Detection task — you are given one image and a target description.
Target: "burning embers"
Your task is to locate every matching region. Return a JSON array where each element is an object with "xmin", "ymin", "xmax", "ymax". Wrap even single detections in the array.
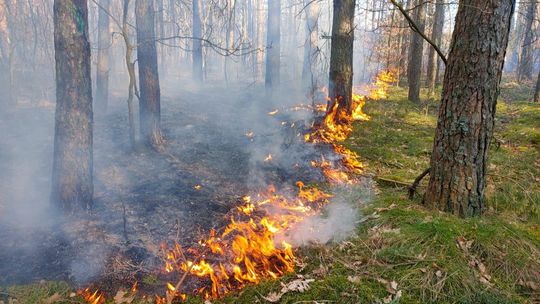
[{"xmin": 160, "ymin": 183, "xmax": 332, "ymax": 301}]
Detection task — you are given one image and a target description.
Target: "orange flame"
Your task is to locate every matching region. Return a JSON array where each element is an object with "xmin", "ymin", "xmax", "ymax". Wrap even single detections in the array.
[{"xmin": 78, "ymin": 288, "xmax": 105, "ymax": 304}]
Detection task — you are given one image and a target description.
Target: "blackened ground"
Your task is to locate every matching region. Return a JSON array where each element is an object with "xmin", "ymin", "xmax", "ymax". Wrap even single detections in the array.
[{"xmin": 0, "ymin": 82, "xmax": 326, "ymax": 290}]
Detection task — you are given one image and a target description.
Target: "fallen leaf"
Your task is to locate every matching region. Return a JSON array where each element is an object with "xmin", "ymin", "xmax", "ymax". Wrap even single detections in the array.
[
  {"xmin": 113, "ymin": 290, "xmax": 134, "ymax": 304},
  {"xmin": 42, "ymin": 293, "xmax": 62, "ymax": 304},
  {"xmin": 347, "ymin": 276, "xmax": 361, "ymax": 283}
]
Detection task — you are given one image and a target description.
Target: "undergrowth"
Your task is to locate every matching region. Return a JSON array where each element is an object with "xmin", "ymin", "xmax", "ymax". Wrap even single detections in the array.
[{"xmin": 3, "ymin": 84, "xmax": 539, "ymax": 303}]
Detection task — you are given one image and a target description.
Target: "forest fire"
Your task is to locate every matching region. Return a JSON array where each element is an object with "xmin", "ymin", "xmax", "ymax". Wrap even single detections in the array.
[
  {"xmin": 160, "ymin": 182, "xmax": 331, "ymax": 301},
  {"xmin": 153, "ymin": 71, "xmax": 394, "ymax": 302},
  {"xmin": 78, "ymin": 288, "xmax": 106, "ymax": 304}
]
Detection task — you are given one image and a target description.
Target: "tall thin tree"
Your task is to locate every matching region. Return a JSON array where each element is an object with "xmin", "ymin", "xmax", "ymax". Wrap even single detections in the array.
[
  {"xmin": 265, "ymin": 0, "xmax": 280, "ymax": 90},
  {"xmin": 517, "ymin": 1, "xmax": 536, "ymax": 83},
  {"xmin": 192, "ymin": 0, "xmax": 203, "ymax": 82},
  {"xmin": 407, "ymin": 0, "xmax": 426, "ymax": 103},
  {"xmin": 96, "ymin": 0, "xmax": 111, "ymax": 114},
  {"xmin": 136, "ymin": 0, "xmax": 163, "ymax": 147},
  {"xmin": 51, "ymin": 0, "xmax": 94, "ymax": 212},
  {"xmin": 425, "ymin": 0, "xmax": 444, "ymax": 95},
  {"xmin": 424, "ymin": 0, "xmax": 516, "ymax": 217}
]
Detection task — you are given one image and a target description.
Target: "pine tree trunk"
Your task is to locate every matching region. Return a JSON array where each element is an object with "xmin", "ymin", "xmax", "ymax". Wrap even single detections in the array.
[
  {"xmin": 51, "ymin": 0, "xmax": 94, "ymax": 212},
  {"xmin": 423, "ymin": 0, "xmax": 515, "ymax": 217},
  {"xmin": 398, "ymin": 0, "xmax": 412, "ymax": 86},
  {"xmin": 426, "ymin": 0, "xmax": 444, "ymax": 95},
  {"xmin": 327, "ymin": 0, "xmax": 355, "ymax": 120},
  {"xmin": 96, "ymin": 0, "xmax": 110, "ymax": 115},
  {"xmin": 301, "ymin": 0, "xmax": 320, "ymax": 92},
  {"xmin": 517, "ymin": 1, "xmax": 536, "ymax": 83},
  {"xmin": 192, "ymin": 0, "xmax": 203, "ymax": 82},
  {"xmin": 136, "ymin": 0, "xmax": 162, "ymax": 147},
  {"xmin": 265, "ymin": 0, "xmax": 280, "ymax": 90},
  {"xmin": 407, "ymin": 0, "xmax": 426, "ymax": 103}
]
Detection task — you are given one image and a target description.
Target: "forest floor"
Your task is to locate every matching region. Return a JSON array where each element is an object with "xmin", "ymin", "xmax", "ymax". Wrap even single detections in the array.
[{"xmin": 2, "ymin": 82, "xmax": 539, "ymax": 303}]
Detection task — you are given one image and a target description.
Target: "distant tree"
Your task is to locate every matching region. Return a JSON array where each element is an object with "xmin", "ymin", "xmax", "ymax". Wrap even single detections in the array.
[
  {"xmin": 51, "ymin": 0, "xmax": 94, "ymax": 212},
  {"xmin": 517, "ymin": 1, "xmax": 536, "ymax": 83},
  {"xmin": 255, "ymin": 0, "xmax": 264, "ymax": 81},
  {"xmin": 424, "ymin": 0, "xmax": 515, "ymax": 217},
  {"xmin": 95, "ymin": 0, "xmax": 111, "ymax": 115},
  {"xmin": 136, "ymin": 0, "xmax": 163, "ymax": 147},
  {"xmin": 407, "ymin": 0, "xmax": 426, "ymax": 103},
  {"xmin": 192, "ymin": 0, "xmax": 203, "ymax": 82},
  {"xmin": 302, "ymin": 0, "xmax": 321, "ymax": 95},
  {"xmin": 327, "ymin": 0, "xmax": 356, "ymax": 121},
  {"xmin": 265, "ymin": 0, "xmax": 280, "ymax": 90},
  {"xmin": 425, "ymin": 0, "xmax": 444, "ymax": 95}
]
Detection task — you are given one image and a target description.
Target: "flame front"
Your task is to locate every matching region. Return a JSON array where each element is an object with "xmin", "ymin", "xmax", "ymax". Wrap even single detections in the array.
[{"xmin": 159, "ymin": 70, "xmax": 395, "ymax": 302}]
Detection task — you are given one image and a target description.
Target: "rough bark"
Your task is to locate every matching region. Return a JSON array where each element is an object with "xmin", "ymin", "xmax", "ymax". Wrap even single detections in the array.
[
  {"xmin": 327, "ymin": 0, "xmax": 355, "ymax": 120},
  {"xmin": 517, "ymin": 1, "xmax": 536, "ymax": 83},
  {"xmin": 407, "ymin": 0, "xmax": 426, "ymax": 103},
  {"xmin": 265, "ymin": 0, "xmax": 280, "ymax": 90},
  {"xmin": 136, "ymin": 0, "xmax": 163, "ymax": 147},
  {"xmin": 423, "ymin": 0, "xmax": 515, "ymax": 217},
  {"xmin": 51, "ymin": 0, "xmax": 94, "ymax": 212},
  {"xmin": 301, "ymin": 0, "xmax": 320, "ymax": 92},
  {"xmin": 426, "ymin": 0, "xmax": 444, "ymax": 95},
  {"xmin": 192, "ymin": 0, "xmax": 203, "ymax": 82},
  {"xmin": 95, "ymin": 0, "xmax": 110, "ymax": 115}
]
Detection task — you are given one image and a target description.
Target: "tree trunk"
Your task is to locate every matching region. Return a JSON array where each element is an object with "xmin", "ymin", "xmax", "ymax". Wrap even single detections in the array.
[
  {"xmin": 136, "ymin": 0, "xmax": 163, "ymax": 147},
  {"xmin": 51, "ymin": 0, "xmax": 94, "ymax": 212},
  {"xmin": 265, "ymin": 0, "xmax": 280, "ymax": 90},
  {"xmin": 423, "ymin": 0, "xmax": 515, "ymax": 217},
  {"xmin": 192, "ymin": 0, "xmax": 203, "ymax": 82},
  {"xmin": 224, "ymin": 0, "xmax": 235, "ymax": 83},
  {"xmin": 255, "ymin": 0, "xmax": 264, "ymax": 81},
  {"xmin": 534, "ymin": 69, "xmax": 540, "ymax": 102},
  {"xmin": 301, "ymin": 0, "xmax": 320, "ymax": 94},
  {"xmin": 398, "ymin": 0, "xmax": 412, "ymax": 86},
  {"xmin": 407, "ymin": 0, "xmax": 426, "ymax": 103},
  {"xmin": 425, "ymin": 0, "xmax": 444, "ymax": 95},
  {"xmin": 517, "ymin": 1, "xmax": 536, "ymax": 83},
  {"xmin": 327, "ymin": 0, "xmax": 355, "ymax": 121},
  {"xmin": 95, "ymin": 0, "xmax": 110, "ymax": 115}
]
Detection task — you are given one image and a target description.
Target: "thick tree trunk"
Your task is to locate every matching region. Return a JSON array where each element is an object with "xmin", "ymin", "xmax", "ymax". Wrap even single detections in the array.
[
  {"xmin": 517, "ymin": 1, "xmax": 536, "ymax": 83},
  {"xmin": 425, "ymin": 0, "xmax": 444, "ymax": 95},
  {"xmin": 534, "ymin": 70, "xmax": 540, "ymax": 102},
  {"xmin": 265, "ymin": 0, "xmax": 280, "ymax": 90},
  {"xmin": 301, "ymin": 0, "xmax": 320, "ymax": 93},
  {"xmin": 327, "ymin": 0, "xmax": 355, "ymax": 121},
  {"xmin": 51, "ymin": 0, "xmax": 94, "ymax": 212},
  {"xmin": 424, "ymin": 0, "xmax": 515, "ymax": 217},
  {"xmin": 95, "ymin": 0, "xmax": 110, "ymax": 115},
  {"xmin": 136, "ymin": 0, "xmax": 163, "ymax": 147},
  {"xmin": 192, "ymin": 0, "xmax": 203, "ymax": 82},
  {"xmin": 407, "ymin": 0, "xmax": 426, "ymax": 103}
]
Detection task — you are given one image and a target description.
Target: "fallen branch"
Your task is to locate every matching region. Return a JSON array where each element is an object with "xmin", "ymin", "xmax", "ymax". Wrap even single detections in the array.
[{"xmin": 408, "ymin": 167, "xmax": 430, "ymax": 199}]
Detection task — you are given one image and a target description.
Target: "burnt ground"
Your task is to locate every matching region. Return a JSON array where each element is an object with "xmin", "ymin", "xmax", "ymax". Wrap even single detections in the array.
[{"xmin": 0, "ymin": 82, "xmax": 332, "ymax": 291}]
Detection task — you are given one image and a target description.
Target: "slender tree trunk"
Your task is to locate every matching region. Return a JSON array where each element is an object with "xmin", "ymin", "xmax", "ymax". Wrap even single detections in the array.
[
  {"xmin": 51, "ymin": 0, "xmax": 94, "ymax": 212},
  {"xmin": 192, "ymin": 0, "xmax": 203, "ymax": 82},
  {"xmin": 136, "ymin": 0, "xmax": 163, "ymax": 147},
  {"xmin": 534, "ymin": 70, "xmax": 540, "ymax": 102},
  {"xmin": 224, "ymin": 0, "xmax": 235, "ymax": 83},
  {"xmin": 407, "ymin": 0, "xmax": 426, "ymax": 103},
  {"xmin": 426, "ymin": 0, "xmax": 444, "ymax": 95},
  {"xmin": 327, "ymin": 0, "xmax": 356, "ymax": 121},
  {"xmin": 96, "ymin": 0, "xmax": 110, "ymax": 115},
  {"xmin": 265, "ymin": 0, "xmax": 280, "ymax": 90},
  {"xmin": 517, "ymin": 1, "xmax": 536, "ymax": 83},
  {"xmin": 424, "ymin": 0, "xmax": 515, "ymax": 217},
  {"xmin": 255, "ymin": 0, "xmax": 264, "ymax": 81},
  {"xmin": 123, "ymin": 0, "xmax": 136, "ymax": 146},
  {"xmin": 301, "ymin": 0, "xmax": 320, "ymax": 94},
  {"xmin": 398, "ymin": 0, "xmax": 411, "ymax": 86}
]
